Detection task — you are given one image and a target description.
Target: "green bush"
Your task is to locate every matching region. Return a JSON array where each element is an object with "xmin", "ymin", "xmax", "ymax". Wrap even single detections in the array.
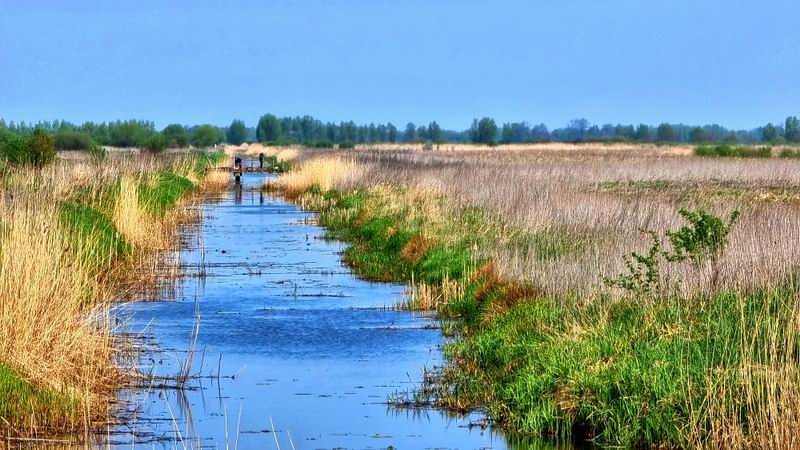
[
  {"xmin": 309, "ymin": 139, "xmax": 334, "ymax": 149},
  {"xmin": 779, "ymin": 148, "xmax": 800, "ymax": 158},
  {"xmin": 88, "ymin": 145, "xmax": 107, "ymax": 161},
  {"xmin": 0, "ymin": 129, "xmax": 55, "ymax": 167},
  {"xmin": 53, "ymin": 130, "xmax": 94, "ymax": 150},
  {"xmin": 142, "ymin": 133, "xmax": 170, "ymax": 153},
  {"xmin": 0, "ymin": 135, "xmax": 30, "ymax": 164},
  {"xmin": 694, "ymin": 144, "xmax": 771, "ymax": 158},
  {"xmin": 338, "ymin": 142, "xmax": 355, "ymax": 149}
]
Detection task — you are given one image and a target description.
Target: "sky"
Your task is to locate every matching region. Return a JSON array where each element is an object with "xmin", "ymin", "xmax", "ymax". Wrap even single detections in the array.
[{"xmin": 1, "ymin": 0, "xmax": 798, "ymax": 130}]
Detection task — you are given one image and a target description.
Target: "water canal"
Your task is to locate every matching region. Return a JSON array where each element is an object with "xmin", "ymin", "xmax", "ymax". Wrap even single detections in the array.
[{"xmin": 109, "ymin": 173, "xmax": 557, "ymax": 449}]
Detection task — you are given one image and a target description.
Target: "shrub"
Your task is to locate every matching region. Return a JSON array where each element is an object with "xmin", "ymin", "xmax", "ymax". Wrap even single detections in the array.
[
  {"xmin": 605, "ymin": 208, "xmax": 739, "ymax": 296},
  {"xmin": 694, "ymin": 144, "xmax": 771, "ymax": 158},
  {"xmin": 53, "ymin": 130, "xmax": 94, "ymax": 151},
  {"xmin": 665, "ymin": 208, "xmax": 739, "ymax": 264},
  {"xmin": 1, "ymin": 130, "xmax": 55, "ymax": 167},
  {"xmin": 27, "ymin": 130, "xmax": 56, "ymax": 167},
  {"xmin": 142, "ymin": 133, "xmax": 170, "ymax": 153},
  {"xmin": 0, "ymin": 135, "xmax": 30, "ymax": 164},
  {"xmin": 309, "ymin": 139, "xmax": 334, "ymax": 149},
  {"xmin": 338, "ymin": 142, "xmax": 355, "ymax": 149},
  {"xmin": 779, "ymin": 148, "xmax": 800, "ymax": 158},
  {"xmin": 88, "ymin": 145, "xmax": 107, "ymax": 161}
]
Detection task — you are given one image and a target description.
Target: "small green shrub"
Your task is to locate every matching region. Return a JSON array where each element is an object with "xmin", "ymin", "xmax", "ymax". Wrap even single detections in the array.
[
  {"xmin": 309, "ymin": 139, "xmax": 334, "ymax": 149},
  {"xmin": 604, "ymin": 230, "xmax": 663, "ymax": 295},
  {"xmin": 338, "ymin": 142, "xmax": 355, "ymax": 149},
  {"xmin": 665, "ymin": 208, "xmax": 739, "ymax": 264},
  {"xmin": 88, "ymin": 144, "xmax": 107, "ymax": 161},
  {"xmin": 694, "ymin": 144, "xmax": 771, "ymax": 158},
  {"xmin": 0, "ymin": 130, "xmax": 56, "ymax": 167},
  {"xmin": 0, "ymin": 135, "xmax": 29, "ymax": 164},
  {"xmin": 142, "ymin": 133, "xmax": 170, "ymax": 153},
  {"xmin": 605, "ymin": 208, "xmax": 739, "ymax": 296},
  {"xmin": 53, "ymin": 130, "xmax": 94, "ymax": 150},
  {"xmin": 779, "ymin": 148, "xmax": 800, "ymax": 158}
]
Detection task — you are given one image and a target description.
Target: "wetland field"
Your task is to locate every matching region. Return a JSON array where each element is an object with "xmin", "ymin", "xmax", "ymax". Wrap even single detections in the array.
[{"xmin": 3, "ymin": 142, "xmax": 800, "ymax": 449}]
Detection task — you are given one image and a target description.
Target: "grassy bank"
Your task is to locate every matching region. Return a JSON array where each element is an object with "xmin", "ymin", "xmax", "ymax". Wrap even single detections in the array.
[
  {"xmin": 0, "ymin": 151, "xmax": 226, "ymax": 440},
  {"xmin": 267, "ymin": 149, "xmax": 800, "ymax": 449}
]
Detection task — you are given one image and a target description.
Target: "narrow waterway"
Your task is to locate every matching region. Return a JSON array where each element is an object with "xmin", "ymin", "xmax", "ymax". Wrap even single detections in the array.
[{"xmin": 109, "ymin": 173, "xmax": 557, "ymax": 449}]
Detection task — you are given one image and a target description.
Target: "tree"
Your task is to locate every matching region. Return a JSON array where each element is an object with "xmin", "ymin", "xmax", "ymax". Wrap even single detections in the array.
[
  {"xmin": 404, "ymin": 122, "xmax": 417, "ymax": 142},
  {"xmin": 162, "ymin": 124, "xmax": 188, "ymax": 147},
  {"xmin": 688, "ymin": 127, "xmax": 707, "ymax": 144},
  {"xmin": 191, "ymin": 124, "xmax": 223, "ymax": 147},
  {"xmin": 387, "ymin": 123, "xmax": 398, "ymax": 143},
  {"xmin": 470, "ymin": 117, "xmax": 498, "ymax": 144},
  {"xmin": 762, "ymin": 123, "xmax": 779, "ymax": 143},
  {"xmin": 426, "ymin": 121, "xmax": 443, "ymax": 143},
  {"xmin": 567, "ymin": 118, "xmax": 590, "ymax": 141},
  {"xmin": 501, "ymin": 123, "xmax": 514, "ymax": 144},
  {"xmin": 531, "ymin": 123, "xmax": 550, "ymax": 141},
  {"xmin": 256, "ymin": 114, "xmax": 282, "ymax": 142},
  {"xmin": 635, "ymin": 124, "xmax": 651, "ymax": 142},
  {"xmin": 656, "ymin": 123, "xmax": 676, "ymax": 142},
  {"xmin": 108, "ymin": 120, "xmax": 153, "ymax": 147},
  {"xmin": 227, "ymin": 119, "xmax": 247, "ymax": 145},
  {"xmin": 785, "ymin": 116, "xmax": 800, "ymax": 143}
]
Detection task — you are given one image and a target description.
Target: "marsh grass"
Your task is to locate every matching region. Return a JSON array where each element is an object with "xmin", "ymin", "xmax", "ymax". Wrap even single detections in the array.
[
  {"xmin": 271, "ymin": 144, "xmax": 800, "ymax": 448},
  {"xmin": 0, "ymin": 152, "xmax": 221, "ymax": 440}
]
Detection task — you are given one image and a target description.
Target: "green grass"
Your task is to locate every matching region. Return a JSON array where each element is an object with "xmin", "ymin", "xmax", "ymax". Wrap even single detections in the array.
[
  {"xmin": 447, "ymin": 286, "xmax": 800, "ymax": 447},
  {"xmin": 138, "ymin": 171, "xmax": 195, "ymax": 216},
  {"xmin": 0, "ymin": 364, "xmax": 77, "ymax": 430},
  {"xmin": 694, "ymin": 144, "xmax": 772, "ymax": 158},
  {"xmin": 292, "ymin": 182, "xmax": 800, "ymax": 447},
  {"xmin": 60, "ymin": 200, "xmax": 131, "ymax": 266},
  {"xmin": 314, "ymin": 190, "xmax": 478, "ymax": 284},
  {"xmin": 192, "ymin": 150, "xmax": 227, "ymax": 173}
]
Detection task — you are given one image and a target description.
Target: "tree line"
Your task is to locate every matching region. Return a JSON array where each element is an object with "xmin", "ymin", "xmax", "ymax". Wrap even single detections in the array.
[{"xmin": 1, "ymin": 114, "xmax": 799, "ymax": 152}]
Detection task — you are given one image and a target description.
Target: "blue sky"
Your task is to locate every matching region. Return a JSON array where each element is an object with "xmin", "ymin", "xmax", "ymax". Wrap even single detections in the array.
[{"xmin": 1, "ymin": 0, "xmax": 798, "ymax": 130}]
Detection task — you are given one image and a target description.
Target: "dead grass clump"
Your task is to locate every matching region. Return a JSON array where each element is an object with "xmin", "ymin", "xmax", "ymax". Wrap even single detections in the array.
[
  {"xmin": 266, "ymin": 156, "xmax": 361, "ymax": 198},
  {"xmin": 401, "ymin": 235, "xmax": 433, "ymax": 265},
  {"xmin": 200, "ymin": 169, "xmax": 230, "ymax": 191},
  {"xmin": 0, "ymin": 197, "xmax": 118, "ymax": 430}
]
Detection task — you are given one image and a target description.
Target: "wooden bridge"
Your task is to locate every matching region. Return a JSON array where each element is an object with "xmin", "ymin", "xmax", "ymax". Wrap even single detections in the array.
[{"xmin": 221, "ymin": 157, "xmax": 286, "ymax": 183}]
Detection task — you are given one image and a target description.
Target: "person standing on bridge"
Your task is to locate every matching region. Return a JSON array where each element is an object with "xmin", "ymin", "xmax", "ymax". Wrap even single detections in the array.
[{"xmin": 259, "ymin": 152, "xmax": 264, "ymax": 169}]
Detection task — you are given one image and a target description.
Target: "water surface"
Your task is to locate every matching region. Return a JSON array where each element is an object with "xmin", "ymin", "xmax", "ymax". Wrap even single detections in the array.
[{"xmin": 111, "ymin": 173, "xmax": 557, "ymax": 449}]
